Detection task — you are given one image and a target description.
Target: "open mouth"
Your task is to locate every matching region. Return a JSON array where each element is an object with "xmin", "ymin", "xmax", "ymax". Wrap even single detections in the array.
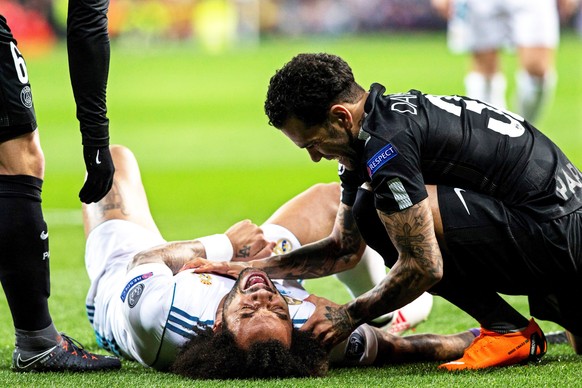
[{"xmin": 242, "ymin": 271, "xmax": 271, "ymax": 291}]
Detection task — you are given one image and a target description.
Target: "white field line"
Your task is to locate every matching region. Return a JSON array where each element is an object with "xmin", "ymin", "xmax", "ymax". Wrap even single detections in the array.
[{"xmin": 44, "ymin": 209, "xmax": 83, "ymax": 226}]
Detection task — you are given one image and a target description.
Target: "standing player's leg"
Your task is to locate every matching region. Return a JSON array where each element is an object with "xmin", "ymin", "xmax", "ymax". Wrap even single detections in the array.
[
  {"xmin": 465, "ymin": 51, "xmax": 507, "ymax": 109},
  {"xmin": 0, "ymin": 17, "xmax": 119, "ymax": 372},
  {"xmin": 463, "ymin": 0, "xmax": 507, "ymax": 109},
  {"xmin": 513, "ymin": 0, "xmax": 559, "ymax": 123}
]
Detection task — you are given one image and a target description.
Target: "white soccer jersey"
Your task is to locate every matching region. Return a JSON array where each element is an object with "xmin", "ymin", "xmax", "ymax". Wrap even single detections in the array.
[{"xmin": 85, "ymin": 220, "xmax": 314, "ymax": 370}]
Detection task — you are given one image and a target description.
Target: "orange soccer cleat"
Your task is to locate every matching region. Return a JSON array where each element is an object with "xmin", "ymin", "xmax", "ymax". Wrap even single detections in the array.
[{"xmin": 439, "ymin": 318, "xmax": 547, "ymax": 371}]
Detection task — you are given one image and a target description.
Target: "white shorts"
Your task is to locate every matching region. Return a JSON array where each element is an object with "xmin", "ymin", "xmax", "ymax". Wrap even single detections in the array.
[
  {"xmin": 448, "ymin": 0, "xmax": 559, "ymax": 53},
  {"xmin": 84, "ymin": 220, "xmax": 166, "ymax": 347}
]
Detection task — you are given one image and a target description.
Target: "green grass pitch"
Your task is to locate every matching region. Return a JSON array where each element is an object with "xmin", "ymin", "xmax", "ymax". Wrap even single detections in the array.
[{"xmin": 0, "ymin": 31, "xmax": 580, "ymax": 387}]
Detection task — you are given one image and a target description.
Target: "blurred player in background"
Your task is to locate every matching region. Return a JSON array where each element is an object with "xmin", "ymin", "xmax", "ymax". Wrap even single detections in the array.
[
  {"xmin": 81, "ymin": 145, "xmax": 455, "ymax": 378},
  {"xmin": 0, "ymin": 14, "xmax": 120, "ymax": 372},
  {"xmin": 431, "ymin": 0, "xmax": 580, "ymax": 124}
]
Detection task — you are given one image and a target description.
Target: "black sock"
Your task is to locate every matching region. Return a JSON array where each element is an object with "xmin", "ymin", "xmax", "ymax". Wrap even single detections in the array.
[
  {"xmin": 15, "ymin": 323, "xmax": 59, "ymax": 351},
  {"xmin": 432, "ymin": 280, "xmax": 529, "ymax": 333},
  {"xmin": 0, "ymin": 175, "xmax": 52, "ymax": 331}
]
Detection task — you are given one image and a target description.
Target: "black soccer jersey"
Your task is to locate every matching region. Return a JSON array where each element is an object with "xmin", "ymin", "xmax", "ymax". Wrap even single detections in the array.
[
  {"xmin": 340, "ymin": 83, "xmax": 582, "ymax": 222},
  {"xmin": 0, "ymin": 16, "xmax": 13, "ymax": 43}
]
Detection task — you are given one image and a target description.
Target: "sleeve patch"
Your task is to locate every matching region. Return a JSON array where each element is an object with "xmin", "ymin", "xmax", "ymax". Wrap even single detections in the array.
[
  {"xmin": 387, "ymin": 178, "xmax": 413, "ymax": 210},
  {"xmin": 121, "ymin": 272, "xmax": 153, "ymax": 302},
  {"xmin": 367, "ymin": 143, "xmax": 398, "ymax": 177}
]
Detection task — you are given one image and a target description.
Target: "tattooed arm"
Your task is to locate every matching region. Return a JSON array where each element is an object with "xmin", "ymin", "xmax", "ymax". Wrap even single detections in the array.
[
  {"xmin": 129, "ymin": 220, "xmax": 273, "ymax": 274},
  {"xmin": 214, "ymin": 202, "xmax": 366, "ymax": 280},
  {"xmin": 346, "ymin": 197, "xmax": 443, "ymax": 326},
  {"xmin": 129, "ymin": 239, "xmax": 207, "ymax": 274},
  {"xmin": 301, "ymin": 198, "xmax": 443, "ymax": 347}
]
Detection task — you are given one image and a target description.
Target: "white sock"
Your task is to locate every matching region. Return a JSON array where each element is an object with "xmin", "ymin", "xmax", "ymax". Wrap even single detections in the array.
[
  {"xmin": 334, "ymin": 246, "xmax": 386, "ymax": 298},
  {"xmin": 465, "ymin": 71, "xmax": 507, "ymax": 109},
  {"xmin": 515, "ymin": 69, "xmax": 557, "ymax": 124},
  {"xmin": 334, "ymin": 247, "xmax": 394, "ymax": 324}
]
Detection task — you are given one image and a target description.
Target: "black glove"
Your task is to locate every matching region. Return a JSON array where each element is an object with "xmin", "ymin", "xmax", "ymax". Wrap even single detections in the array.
[{"xmin": 80, "ymin": 145, "xmax": 115, "ymax": 204}]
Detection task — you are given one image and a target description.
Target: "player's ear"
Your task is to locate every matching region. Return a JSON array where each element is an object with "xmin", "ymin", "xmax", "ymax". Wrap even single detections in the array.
[
  {"xmin": 213, "ymin": 317, "xmax": 223, "ymax": 333},
  {"xmin": 329, "ymin": 105, "xmax": 352, "ymax": 129}
]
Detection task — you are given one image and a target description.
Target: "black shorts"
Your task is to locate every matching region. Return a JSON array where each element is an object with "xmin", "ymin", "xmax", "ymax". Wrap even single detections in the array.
[
  {"xmin": 438, "ymin": 185, "xmax": 582, "ymax": 335},
  {"xmin": 0, "ymin": 35, "xmax": 37, "ymax": 141}
]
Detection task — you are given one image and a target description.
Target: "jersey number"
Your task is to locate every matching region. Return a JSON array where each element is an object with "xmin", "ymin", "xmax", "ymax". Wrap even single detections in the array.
[
  {"xmin": 10, "ymin": 42, "xmax": 28, "ymax": 84},
  {"xmin": 425, "ymin": 95, "xmax": 525, "ymax": 137}
]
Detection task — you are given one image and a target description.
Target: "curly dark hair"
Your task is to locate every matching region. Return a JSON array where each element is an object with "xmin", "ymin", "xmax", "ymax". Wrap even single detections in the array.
[
  {"xmin": 265, "ymin": 53, "xmax": 365, "ymax": 129},
  {"xmin": 170, "ymin": 326, "xmax": 329, "ymax": 380}
]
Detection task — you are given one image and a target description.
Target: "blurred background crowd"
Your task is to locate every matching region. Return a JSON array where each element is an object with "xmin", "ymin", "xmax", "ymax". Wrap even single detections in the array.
[{"xmin": 3, "ymin": 0, "xmax": 582, "ymax": 54}]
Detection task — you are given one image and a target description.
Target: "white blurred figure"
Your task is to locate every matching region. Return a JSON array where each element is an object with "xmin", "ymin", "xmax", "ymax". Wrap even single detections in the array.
[{"xmin": 432, "ymin": 0, "xmax": 579, "ymax": 124}]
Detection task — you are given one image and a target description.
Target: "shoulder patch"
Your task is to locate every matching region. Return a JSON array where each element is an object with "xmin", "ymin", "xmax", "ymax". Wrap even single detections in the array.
[
  {"xmin": 121, "ymin": 272, "xmax": 153, "ymax": 302},
  {"xmin": 127, "ymin": 284, "xmax": 144, "ymax": 308},
  {"xmin": 367, "ymin": 143, "xmax": 398, "ymax": 177}
]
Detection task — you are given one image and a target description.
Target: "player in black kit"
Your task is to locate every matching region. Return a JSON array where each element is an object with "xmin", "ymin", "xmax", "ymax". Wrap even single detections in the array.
[
  {"xmin": 193, "ymin": 52, "xmax": 582, "ymax": 370},
  {"xmin": 0, "ymin": 14, "xmax": 119, "ymax": 371}
]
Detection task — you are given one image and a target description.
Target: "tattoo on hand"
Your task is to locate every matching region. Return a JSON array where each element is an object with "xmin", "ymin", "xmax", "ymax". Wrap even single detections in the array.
[{"xmin": 236, "ymin": 245, "xmax": 250, "ymax": 258}]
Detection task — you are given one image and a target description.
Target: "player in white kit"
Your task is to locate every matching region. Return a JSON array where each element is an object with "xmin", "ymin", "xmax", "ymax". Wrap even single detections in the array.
[
  {"xmin": 431, "ymin": 0, "xmax": 578, "ymax": 123},
  {"xmin": 82, "ymin": 145, "xmax": 472, "ymax": 378}
]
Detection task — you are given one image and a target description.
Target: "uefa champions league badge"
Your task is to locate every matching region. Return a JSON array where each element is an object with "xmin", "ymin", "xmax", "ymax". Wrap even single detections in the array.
[
  {"xmin": 121, "ymin": 272, "xmax": 153, "ymax": 302},
  {"xmin": 127, "ymin": 284, "xmax": 144, "ymax": 308},
  {"xmin": 273, "ymin": 239, "xmax": 292, "ymax": 255},
  {"xmin": 198, "ymin": 274, "xmax": 212, "ymax": 285}
]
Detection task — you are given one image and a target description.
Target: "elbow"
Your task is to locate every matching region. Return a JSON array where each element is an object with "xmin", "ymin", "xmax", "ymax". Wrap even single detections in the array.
[{"xmin": 425, "ymin": 264, "xmax": 443, "ymax": 288}]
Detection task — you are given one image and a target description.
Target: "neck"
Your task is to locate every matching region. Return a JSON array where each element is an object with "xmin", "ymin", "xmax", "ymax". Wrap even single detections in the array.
[{"xmin": 353, "ymin": 92, "xmax": 369, "ymax": 132}]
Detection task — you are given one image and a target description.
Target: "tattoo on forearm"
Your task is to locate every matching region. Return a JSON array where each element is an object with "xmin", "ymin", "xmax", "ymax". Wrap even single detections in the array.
[
  {"xmin": 258, "ymin": 204, "xmax": 363, "ymax": 279},
  {"xmin": 324, "ymin": 306, "xmax": 354, "ymax": 334},
  {"xmin": 381, "ymin": 203, "xmax": 441, "ymax": 276},
  {"xmin": 347, "ymin": 201, "xmax": 443, "ymax": 323},
  {"xmin": 396, "ymin": 223, "xmax": 425, "ymax": 258},
  {"xmin": 336, "ymin": 204, "xmax": 362, "ymax": 263}
]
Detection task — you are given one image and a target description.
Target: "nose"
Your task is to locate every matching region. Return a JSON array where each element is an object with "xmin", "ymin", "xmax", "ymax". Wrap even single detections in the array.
[
  {"xmin": 250, "ymin": 288, "xmax": 275, "ymax": 305},
  {"xmin": 307, "ymin": 148, "xmax": 322, "ymax": 162}
]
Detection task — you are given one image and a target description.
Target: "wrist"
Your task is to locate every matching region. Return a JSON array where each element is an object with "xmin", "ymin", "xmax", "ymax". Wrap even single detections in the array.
[
  {"xmin": 197, "ymin": 234, "xmax": 234, "ymax": 262},
  {"xmin": 345, "ymin": 300, "xmax": 365, "ymax": 327}
]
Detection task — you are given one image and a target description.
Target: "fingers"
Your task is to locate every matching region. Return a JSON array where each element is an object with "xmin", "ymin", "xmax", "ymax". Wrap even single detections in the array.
[
  {"xmin": 300, "ymin": 316, "xmax": 339, "ymax": 349},
  {"xmin": 253, "ymin": 241, "xmax": 275, "ymax": 260},
  {"xmin": 180, "ymin": 258, "xmax": 215, "ymax": 272},
  {"xmin": 79, "ymin": 174, "xmax": 114, "ymax": 203}
]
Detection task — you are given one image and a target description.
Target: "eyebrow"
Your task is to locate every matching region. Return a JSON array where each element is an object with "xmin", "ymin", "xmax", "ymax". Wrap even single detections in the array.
[{"xmin": 240, "ymin": 310, "xmax": 290, "ymax": 321}]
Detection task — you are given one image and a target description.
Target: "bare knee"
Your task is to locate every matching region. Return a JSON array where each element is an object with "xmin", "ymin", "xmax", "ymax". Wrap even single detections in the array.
[
  {"xmin": 306, "ymin": 182, "xmax": 341, "ymax": 205},
  {"xmin": 109, "ymin": 145, "xmax": 141, "ymax": 184},
  {"xmin": 110, "ymin": 144, "xmax": 134, "ymax": 165}
]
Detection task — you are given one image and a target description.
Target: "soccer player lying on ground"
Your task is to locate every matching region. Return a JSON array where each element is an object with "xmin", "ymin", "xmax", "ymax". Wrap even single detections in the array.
[
  {"xmin": 188, "ymin": 52, "xmax": 582, "ymax": 371},
  {"xmin": 82, "ymin": 145, "xmax": 474, "ymax": 378}
]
